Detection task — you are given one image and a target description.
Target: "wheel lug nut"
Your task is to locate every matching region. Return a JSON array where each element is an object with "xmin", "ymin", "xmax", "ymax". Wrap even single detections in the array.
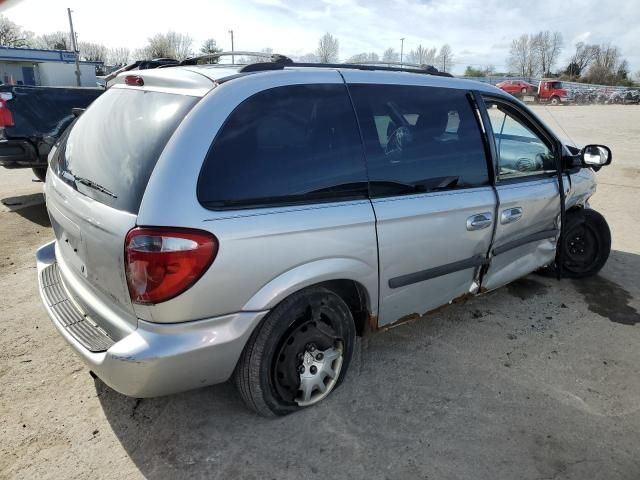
[
  {"xmin": 316, "ymin": 352, "xmax": 324, "ymax": 361},
  {"xmin": 297, "ymin": 353, "xmax": 304, "ymax": 361},
  {"xmin": 310, "ymin": 365, "xmax": 318, "ymax": 375},
  {"xmin": 298, "ymin": 365, "xmax": 305, "ymax": 374},
  {"xmin": 307, "ymin": 343, "xmax": 316, "ymax": 352}
]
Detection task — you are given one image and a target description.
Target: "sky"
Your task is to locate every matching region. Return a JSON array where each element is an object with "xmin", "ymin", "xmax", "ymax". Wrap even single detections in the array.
[{"xmin": 1, "ymin": 0, "xmax": 638, "ymax": 75}]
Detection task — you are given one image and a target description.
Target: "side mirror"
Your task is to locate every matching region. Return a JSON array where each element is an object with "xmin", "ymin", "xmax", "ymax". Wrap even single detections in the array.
[{"xmin": 581, "ymin": 144, "xmax": 611, "ymax": 170}]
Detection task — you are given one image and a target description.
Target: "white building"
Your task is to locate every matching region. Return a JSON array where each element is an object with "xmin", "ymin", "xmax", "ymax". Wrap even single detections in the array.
[{"xmin": 0, "ymin": 46, "xmax": 102, "ymax": 87}]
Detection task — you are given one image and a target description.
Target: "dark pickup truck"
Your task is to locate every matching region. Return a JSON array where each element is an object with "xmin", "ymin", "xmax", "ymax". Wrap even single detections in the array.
[
  {"xmin": 0, "ymin": 58, "xmax": 181, "ymax": 181},
  {"xmin": 0, "ymin": 85, "xmax": 103, "ymax": 180}
]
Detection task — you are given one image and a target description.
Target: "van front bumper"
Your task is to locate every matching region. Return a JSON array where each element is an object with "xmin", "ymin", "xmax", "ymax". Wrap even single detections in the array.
[{"xmin": 36, "ymin": 240, "xmax": 267, "ymax": 398}]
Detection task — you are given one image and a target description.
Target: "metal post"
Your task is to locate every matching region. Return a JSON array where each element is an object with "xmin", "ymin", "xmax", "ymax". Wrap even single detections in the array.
[
  {"xmin": 400, "ymin": 38, "xmax": 405, "ymax": 67},
  {"xmin": 67, "ymin": 8, "xmax": 81, "ymax": 87},
  {"xmin": 229, "ymin": 30, "xmax": 234, "ymax": 64}
]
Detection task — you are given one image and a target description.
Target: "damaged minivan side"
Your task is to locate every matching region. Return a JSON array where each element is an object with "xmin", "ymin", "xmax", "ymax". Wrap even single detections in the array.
[{"xmin": 36, "ymin": 61, "xmax": 611, "ymax": 416}]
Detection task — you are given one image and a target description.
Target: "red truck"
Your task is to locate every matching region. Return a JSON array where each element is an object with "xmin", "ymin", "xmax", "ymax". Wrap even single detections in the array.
[
  {"xmin": 534, "ymin": 79, "xmax": 572, "ymax": 105},
  {"xmin": 497, "ymin": 79, "xmax": 572, "ymax": 105}
]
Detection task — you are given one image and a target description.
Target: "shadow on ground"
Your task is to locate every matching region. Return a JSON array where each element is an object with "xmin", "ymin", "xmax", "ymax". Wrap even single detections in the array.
[
  {"xmin": 92, "ymin": 250, "xmax": 640, "ymax": 479},
  {"xmin": 1, "ymin": 193, "xmax": 50, "ymax": 227}
]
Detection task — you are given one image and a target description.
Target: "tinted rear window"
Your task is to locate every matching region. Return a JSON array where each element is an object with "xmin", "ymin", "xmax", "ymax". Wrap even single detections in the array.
[
  {"xmin": 197, "ymin": 84, "xmax": 367, "ymax": 209},
  {"xmin": 52, "ymin": 88, "xmax": 197, "ymax": 213}
]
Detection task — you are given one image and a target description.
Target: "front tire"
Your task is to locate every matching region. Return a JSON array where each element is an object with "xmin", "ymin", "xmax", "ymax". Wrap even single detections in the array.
[
  {"xmin": 550, "ymin": 96, "xmax": 561, "ymax": 106},
  {"xmin": 235, "ymin": 287, "xmax": 356, "ymax": 416},
  {"xmin": 560, "ymin": 209, "xmax": 611, "ymax": 278}
]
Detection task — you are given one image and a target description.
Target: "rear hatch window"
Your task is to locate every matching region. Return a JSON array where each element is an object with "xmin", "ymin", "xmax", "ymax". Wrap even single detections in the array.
[{"xmin": 51, "ymin": 87, "xmax": 198, "ymax": 213}]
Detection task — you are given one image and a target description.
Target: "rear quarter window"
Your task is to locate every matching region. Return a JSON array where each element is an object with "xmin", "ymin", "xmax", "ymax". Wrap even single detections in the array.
[{"xmin": 197, "ymin": 84, "xmax": 367, "ymax": 209}]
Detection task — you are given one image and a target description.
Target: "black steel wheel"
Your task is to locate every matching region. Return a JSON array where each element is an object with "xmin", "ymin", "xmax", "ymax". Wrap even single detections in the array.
[
  {"xmin": 561, "ymin": 209, "xmax": 611, "ymax": 278},
  {"xmin": 235, "ymin": 286, "xmax": 355, "ymax": 416}
]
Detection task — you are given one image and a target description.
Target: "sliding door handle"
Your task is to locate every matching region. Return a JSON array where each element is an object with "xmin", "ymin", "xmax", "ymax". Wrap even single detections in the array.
[
  {"xmin": 500, "ymin": 207, "xmax": 523, "ymax": 225},
  {"xmin": 466, "ymin": 212, "xmax": 493, "ymax": 231}
]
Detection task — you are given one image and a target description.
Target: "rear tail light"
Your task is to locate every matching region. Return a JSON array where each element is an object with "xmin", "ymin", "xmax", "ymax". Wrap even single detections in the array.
[
  {"xmin": 0, "ymin": 98, "xmax": 14, "ymax": 127},
  {"xmin": 125, "ymin": 227, "xmax": 218, "ymax": 304}
]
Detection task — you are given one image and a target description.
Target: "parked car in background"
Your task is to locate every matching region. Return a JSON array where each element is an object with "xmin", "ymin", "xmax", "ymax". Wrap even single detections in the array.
[
  {"xmin": 496, "ymin": 79, "xmax": 535, "ymax": 94},
  {"xmin": 37, "ymin": 59, "xmax": 612, "ymax": 416}
]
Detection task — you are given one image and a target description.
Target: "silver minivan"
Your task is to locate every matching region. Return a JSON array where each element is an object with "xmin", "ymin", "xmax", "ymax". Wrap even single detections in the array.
[{"xmin": 36, "ymin": 59, "xmax": 612, "ymax": 416}]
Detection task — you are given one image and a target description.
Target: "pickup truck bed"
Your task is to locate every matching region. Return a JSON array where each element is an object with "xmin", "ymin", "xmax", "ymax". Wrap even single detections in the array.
[{"xmin": 0, "ymin": 85, "xmax": 103, "ymax": 175}]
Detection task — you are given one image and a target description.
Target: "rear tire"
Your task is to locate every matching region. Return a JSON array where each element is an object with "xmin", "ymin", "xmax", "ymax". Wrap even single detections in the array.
[
  {"xmin": 235, "ymin": 287, "xmax": 356, "ymax": 416},
  {"xmin": 32, "ymin": 167, "xmax": 47, "ymax": 182}
]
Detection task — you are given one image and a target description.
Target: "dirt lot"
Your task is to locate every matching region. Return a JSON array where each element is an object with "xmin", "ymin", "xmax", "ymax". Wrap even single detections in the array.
[{"xmin": 1, "ymin": 105, "xmax": 640, "ymax": 480}]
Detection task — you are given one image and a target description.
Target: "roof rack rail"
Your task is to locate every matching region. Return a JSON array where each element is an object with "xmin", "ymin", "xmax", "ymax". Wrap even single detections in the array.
[
  {"xmin": 180, "ymin": 51, "xmax": 293, "ymax": 66},
  {"xmin": 238, "ymin": 61, "xmax": 452, "ymax": 77}
]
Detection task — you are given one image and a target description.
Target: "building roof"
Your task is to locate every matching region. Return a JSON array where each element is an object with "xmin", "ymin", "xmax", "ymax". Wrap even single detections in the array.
[{"xmin": 0, "ymin": 46, "xmax": 103, "ymax": 65}]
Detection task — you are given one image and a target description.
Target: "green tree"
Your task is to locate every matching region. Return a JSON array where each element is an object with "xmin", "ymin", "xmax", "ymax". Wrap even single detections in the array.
[{"xmin": 199, "ymin": 38, "xmax": 222, "ymax": 63}]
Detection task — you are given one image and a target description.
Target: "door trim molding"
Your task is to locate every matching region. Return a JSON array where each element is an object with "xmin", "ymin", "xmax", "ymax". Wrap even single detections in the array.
[
  {"xmin": 491, "ymin": 228, "xmax": 559, "ymax": 256},
  {"xmin": 388, "ymin": 255, "xmax": 488, "ymax": 289}
]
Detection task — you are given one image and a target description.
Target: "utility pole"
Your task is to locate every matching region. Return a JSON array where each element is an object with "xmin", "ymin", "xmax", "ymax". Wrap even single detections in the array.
[
  {"xmin": 67, "ymin": 8, "xmax": 81, "ymax": 87},
  {"xmin": 400, "ymin": 38, "xmax": 405, "ymax": 67},
  {"xmin": 228, "ymin": 30, "xmax": 235, "ymax": 64}
]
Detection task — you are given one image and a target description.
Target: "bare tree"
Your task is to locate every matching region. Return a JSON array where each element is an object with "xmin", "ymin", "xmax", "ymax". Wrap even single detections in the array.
[
  {"xmin": 142, "ymin": 32, "xmax": 193, "ymax": 60},
  {"xmin": 0, "ymin": 15, "xmax": 33, "ymax": 47},
  {"xmin": 532, "ymin": 31, "xmax": 563, "ymax": 76},
  {"xmin": 435, "ymin": 44, "xmax": 453, "ymax": 72},
  {"xmin": 298, "ymin": 52, "xmax": 319, "ymax": 63},
  {"xmin": 316, "ymin": 33, "xmax": 339, "ymax": 63},
  {"xmin": 34, "ymin": 31, "xmax": 71, "ymax": 50},
  {"xmin": 107, "ymin": 47, "xmax": 130, "ymax": 66},
  {"xmin": 593, "ymin": 43, "xmax": 620, "ymax": 71},
  {"xmin": 508, "ymin": 34, "xmax": 538, "ymax": 77},
  {"xmin": 382, "ymin": 48, "xmax": 399, "ymax": 63},
  {"xmin": 583, "ymin": 43, "xmax": 625, "ymax": 84},
  {"xmin": 78, "ymin": 41, "xmax": 107, "ymax": 63},
  {"xmin": 346, "ymin": 52, "xmax": 379, "ymax": 63},
  {"xmin": 406, "ymin": 45, "xmax": 437, "ymax": 65},
  {"xmin": 566, "ymin": 42, "xmax": 598, "ymax": 77},
  {"xmin": 240, "ymin": 48, "xmax": 274, "ymax": 64}
]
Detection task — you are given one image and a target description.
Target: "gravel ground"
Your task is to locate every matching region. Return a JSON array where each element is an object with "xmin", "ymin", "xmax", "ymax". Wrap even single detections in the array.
[{"xmin": 1, "ymin": 105, "xmax": 639, "ymax": 480}]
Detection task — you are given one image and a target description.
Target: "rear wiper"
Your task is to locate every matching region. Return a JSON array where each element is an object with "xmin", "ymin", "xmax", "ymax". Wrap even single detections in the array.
[
  {"xmin": 75, "ymin": 176, "xmax": 117, "ymax": 198},
  {"xmin": 66, "ymin": 173, "xmax": 117, "ymax": 198}
]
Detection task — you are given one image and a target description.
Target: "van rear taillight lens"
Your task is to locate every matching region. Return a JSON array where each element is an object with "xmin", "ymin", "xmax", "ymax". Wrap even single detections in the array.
[
  {"xmin": 0, "ymin": 98, "xmax": 14, "ymax": 127},
  {"xmin": 125, "ymin": 227, "xmax": 218, "ymax": 304}
]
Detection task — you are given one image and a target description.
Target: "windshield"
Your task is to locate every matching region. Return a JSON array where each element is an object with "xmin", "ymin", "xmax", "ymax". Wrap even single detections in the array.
[{"xmin": 50, "ymin": 88, "xmax": 198, "ymax": 213}]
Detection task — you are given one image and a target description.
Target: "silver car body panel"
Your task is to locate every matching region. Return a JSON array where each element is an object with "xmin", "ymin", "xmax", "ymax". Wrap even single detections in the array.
[
  {"xmin": 36, "ymin": 240, "xmax": 267, "ymax": 397},
  {"xmin": 36, "ymin": 65, "xmax": 601, "ymax": 397},
  {"xmin": 136, "ymin": 69, "xmax": 378, "ymax": 323},
  {"xmin": 482, "ymin": 177, "xmax": 561, "ymax": 291},
  {"xmin": 44, "ymin": 171, "xmax": 139, "ymax": 335},
  {"xmin": 373, "ymin": 187, "xmax": 496, "ymax": 325}
]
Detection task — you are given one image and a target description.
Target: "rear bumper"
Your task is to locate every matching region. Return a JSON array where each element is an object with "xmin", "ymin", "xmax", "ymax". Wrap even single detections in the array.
[
  {"xmin": 36, "ymin": 240, "xmax": 267, "ymax": 398},
  {"xmin": 0, "ymin": 138, "xmax": 41, "ymax": 167}
]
